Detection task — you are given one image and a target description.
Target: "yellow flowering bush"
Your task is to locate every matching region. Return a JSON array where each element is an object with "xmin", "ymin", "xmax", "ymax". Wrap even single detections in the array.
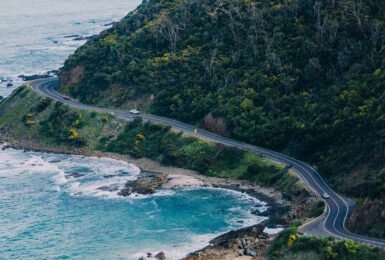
[
  {"xmin": 102, "ymin": 116, "xmax": 109, "ymax": 123},
  {"xmin": 69, "ymin": 129, "xmax": 79, "ymax": 139},
  {"xmin": 287, "ymin": 234, "xmax": 296, "ymax": 247},
  {"xmin": 136, "ymin": 134, "xmax": 146, "ymax": 142}
]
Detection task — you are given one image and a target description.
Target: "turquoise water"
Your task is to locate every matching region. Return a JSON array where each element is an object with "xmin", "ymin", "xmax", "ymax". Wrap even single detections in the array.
[
  {"xmin": 0, "ymin": 147, "xmax": 267, "ymax": 259},
  {"xmin": 0, "ymin": 1, "xmax": 269, "ymax": 259}
]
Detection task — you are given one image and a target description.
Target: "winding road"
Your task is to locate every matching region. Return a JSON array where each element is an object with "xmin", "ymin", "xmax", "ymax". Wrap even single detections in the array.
[{"xmin": 30, "ymin": 77, "xmax": 385, "ymax": 248}]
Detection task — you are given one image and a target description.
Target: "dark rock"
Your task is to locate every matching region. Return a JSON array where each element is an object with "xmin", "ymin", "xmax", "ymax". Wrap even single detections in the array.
[
  {"xmin": 155, "ymin": 252, "xmax": 166, "ymax": 260},
  {"xmin": 183, "ymin": 224, "xmax": 268, "ymax": 259},
  {"xmin": 97, "ymin": 185, "xmax": 120, "ymax": 192},
  {"xmin": 104, "ymin": 22, "xmax": 117, "ymax": 26},
  {"xmin": 147, "ymin": 252, "xmax": 152, "ymax": 257},
  {"xmin": 50, "ymin": 70, "xmax": 60, "ymax": 75},
  {"xmin": 212, "ymin": 225, "xmax": 265, "ymax": 247},
  {"xmin": 103, "ymin": 175, "xmax": 116, "ymax": 178},
  {"xmin": 2, "ymin": 145, "xmax": 10, "ymax": 151},
  {"xmin": 64, "ymin": 34, "xmax": 80, "ymax": 38},
  {"xmin": 245, "ymin": 247, "xmax": 257, "ymax": 256},
  {"xmin": 119, "ymin": 174, "xmax": 168, "ymax": 196},
  {"xmin": 18, "ymin": 70, "xmax": 59, "ymax": 81},
  {"xmin": 0, "ymin": 96, "xmax": 3, "ymax": 100},
  {"xmin": 119, "ymin": 186, "xmax": 132, "ymax": 197},
  {"xmin": 49, "ymin": 159, "xmax": 61, "ymax": 163},
  {"xmin": 73, "ymin": 35, "xmax": 97, "ymax": 41},
  {"xmin": 251, "ymin": 208, "xmax": 271, "ymax": 216},
  {"xmin": 19, "ymin": 74, "xmax": 51, "ymax": 81},
  {"xmin": 65, "ymin": 172, "xmax": 85, "ymax": 179},
  {"xmin": 7, "ymin": 83, "xmax": 13, "ymax": 87}
]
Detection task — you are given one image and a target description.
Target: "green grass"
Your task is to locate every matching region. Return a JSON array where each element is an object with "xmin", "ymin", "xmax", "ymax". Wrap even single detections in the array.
[
  {"xmin": 0, "ymin": 87, "xmax": 125, "ymax": 148},
  {"xmin": 267, "ymin": 224, "xmax": 385, "ymax": 260},
  {"xmin": 0, "ymin": 86, "xmax": 308, "ymax": 197}
]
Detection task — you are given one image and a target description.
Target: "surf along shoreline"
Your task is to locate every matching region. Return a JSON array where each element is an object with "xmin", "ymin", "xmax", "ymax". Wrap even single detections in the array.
[{"xmin": 0, "ymin": 130, "xmax": 319, "ymax": 259}]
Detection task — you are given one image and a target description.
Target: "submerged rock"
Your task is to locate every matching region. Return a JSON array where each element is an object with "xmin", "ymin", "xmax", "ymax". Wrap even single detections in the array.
[
  {"xmin": 73, "ymin": 35, "xmax": 97, "ymax": 41},
  {"xmin": 155, "ymin": 252, "xmax": 166, "ymax": 260},
  {"xmin": 65, "ymin": 172, "xmax": 85, "ymax": 179},
  {"xmin": 1, "ymin": 145, "xmax": 10, "ymax": 151},
  {"xmin": 97, "ymin": 184, "xmax": 120, "ymax": 192},
  {"xmin": 103, "ymin": 175, "xmax": 116, "ymax": 179},
  {"xmin": 18, "ymin": 70, "xmax": 59, "ymax": 81},
  {"xmin": 119, "ymin": 174, "xmax": 168, "ymax": 196},
  {"xmin": 104, "ymin": 22, "xmax": 117, "ymax": 26},
  {"xmin": 64, "ymin": 34, "xmax": 80, "ymax": 38}
]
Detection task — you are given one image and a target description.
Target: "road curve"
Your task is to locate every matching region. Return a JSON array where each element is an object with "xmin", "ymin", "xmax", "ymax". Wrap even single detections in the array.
[{"xmin": 30, "ymin": 78, "xmax": 385, "ymax": 248}]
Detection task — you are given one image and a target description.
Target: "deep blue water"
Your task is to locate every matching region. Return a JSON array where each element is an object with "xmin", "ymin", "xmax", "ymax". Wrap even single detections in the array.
[{"xmin": 0, "ymin": 1, "xmax": 269, "ymax": 259}]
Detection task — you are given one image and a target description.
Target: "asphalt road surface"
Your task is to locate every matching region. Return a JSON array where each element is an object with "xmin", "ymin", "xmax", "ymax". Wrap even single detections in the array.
[{"xmin": 30, "ymin": 78, "xmax": 385, "ymax": 248}]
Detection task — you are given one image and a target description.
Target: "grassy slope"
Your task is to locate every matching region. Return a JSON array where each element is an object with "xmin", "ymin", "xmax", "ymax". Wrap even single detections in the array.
[
  {"xmin": 0, "ymin": 86, "xmax": 305, "ymax": 196},
  {"xmin": 0, "ymin": 86, "xmax": 123, "ymax": 148}
]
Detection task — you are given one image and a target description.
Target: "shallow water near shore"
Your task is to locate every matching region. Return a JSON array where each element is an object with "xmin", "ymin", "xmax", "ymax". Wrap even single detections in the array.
[
  {"xmin": 0, "ymin": 1, "xmax": 270, "ymax": 258},
  {"xmin": 0, "ymin": 147, "xmax": 268, "ymax": 259}
]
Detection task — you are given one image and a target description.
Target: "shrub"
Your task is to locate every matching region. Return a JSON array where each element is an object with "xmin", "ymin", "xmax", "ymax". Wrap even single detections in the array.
[
  {"xmin": 68, "ymin": 129, "xmax": 78, "ymax": 139},
  {"xmin": 310, "ymin": 201, "xmax": 325, "ymax": 218},
  {"xmin": 102, "ymin": 116, "xmax": 109, "ymax": 123},
  {"xmin": 36, "ymin": 98, "xmax": 51, "ymax": 112}
]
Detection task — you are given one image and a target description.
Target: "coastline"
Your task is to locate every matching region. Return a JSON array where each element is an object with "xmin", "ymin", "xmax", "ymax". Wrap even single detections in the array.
[{"xmin": 0, "ymin": 132, "xmax": 319, "ymax": 259}]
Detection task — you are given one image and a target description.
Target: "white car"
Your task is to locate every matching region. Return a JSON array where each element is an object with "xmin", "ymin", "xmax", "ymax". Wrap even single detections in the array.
[
  {"xmin": 321, "ymin": 192, "xmax": 330, "ymax": 199},
  {"xmin": 129, "ymin": 109, "xmax": 140, "ymax": 114}
]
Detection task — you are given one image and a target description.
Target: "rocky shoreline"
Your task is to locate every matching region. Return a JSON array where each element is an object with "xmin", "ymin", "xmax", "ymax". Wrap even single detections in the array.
[{"xmin": 0, "ymin": 134, "xmax": 319, "ymax": 259}]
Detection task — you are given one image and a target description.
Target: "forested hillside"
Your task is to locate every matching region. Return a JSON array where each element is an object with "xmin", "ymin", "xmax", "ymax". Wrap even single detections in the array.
[{"xmin": 59, "ymin": 0, "xmax": 385, "ymax": 238}]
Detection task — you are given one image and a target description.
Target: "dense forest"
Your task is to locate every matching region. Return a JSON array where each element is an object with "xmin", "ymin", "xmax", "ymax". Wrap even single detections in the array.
[{"xmin": 60, "ymin": 0, "xmax": 385, "ymax": 238}]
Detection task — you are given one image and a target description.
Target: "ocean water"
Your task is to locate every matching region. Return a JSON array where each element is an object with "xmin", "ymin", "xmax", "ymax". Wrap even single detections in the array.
[
  {"xmin": 0, "ymin": 147, "xmax": 267, "ymax": 259},
  {"xmin": 0, "ymin": 0, "xmax": 141, "ymax": 98},
  {"xmin": 0, "ymin": 1, "xmax": 269, "ymax": 259}
]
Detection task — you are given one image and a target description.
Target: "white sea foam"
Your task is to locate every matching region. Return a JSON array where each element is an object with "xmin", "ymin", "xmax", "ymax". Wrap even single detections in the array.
[
  {"xmin": 133, "ymin": 216, "xmax": 272, "ymax": 259},
  {"xmin": 131, "ymin": 232, "xmax": 227, "ymax": 260},
  {"xmin": 128, "ymin": 189, "xmax": 176, "ymax": 200},
  {"xmin": 49, "ymin": 155, "xmax": 142, "ymax": 199},
  {"xmin": 0, "ymin": 149, "xmax": 65, "ymax": 180},
  {"xmin": 52, "ymin": 171, "xmax": 67, "ymax": 185},
  {"xmin": 264, "ymin": 226, "xmax": 285, "ymax": 235}
]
